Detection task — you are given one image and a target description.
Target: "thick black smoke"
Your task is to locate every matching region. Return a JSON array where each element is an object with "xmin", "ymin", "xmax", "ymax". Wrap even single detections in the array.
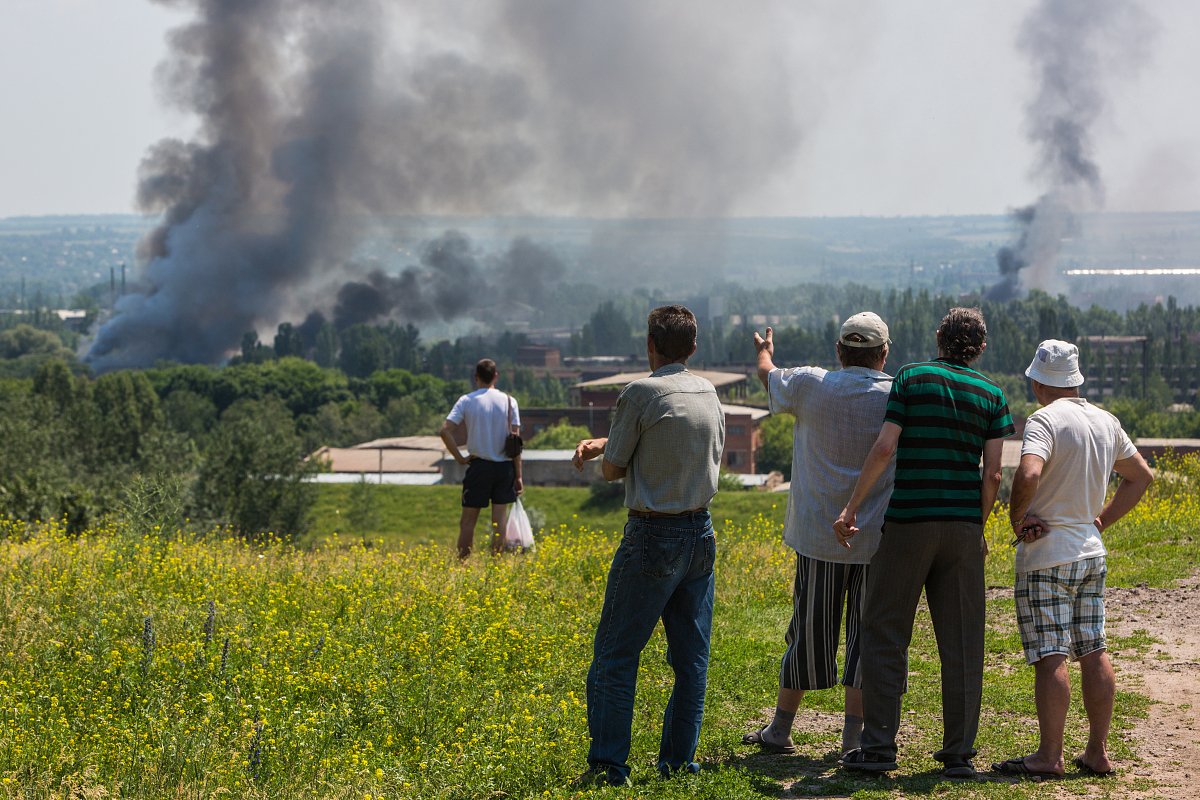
[
  {"xmin": 331, "ymin": 232, "xmax": 565, "ymax": 330},
  {"xmin": 87, "ymin": 0, "xmax": 808, "ymax": 370},
  {"xmin": 989, "ymin": 0, "xmax": 1155, "ymax": 301}
]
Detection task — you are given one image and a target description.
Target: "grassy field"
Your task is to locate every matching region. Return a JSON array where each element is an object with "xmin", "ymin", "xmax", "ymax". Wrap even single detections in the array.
[
  {"xmin": 305, "ymin": 483, "xmax": 790, "ymax": 548},
  {"xmin": 0, "ymin": 460, "xmax": 1196, "ymax": 798}
]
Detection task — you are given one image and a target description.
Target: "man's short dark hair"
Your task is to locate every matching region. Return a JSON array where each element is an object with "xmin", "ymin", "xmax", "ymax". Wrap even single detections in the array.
[
  {"xmin": 475, "ymin": 358, "xmax": 498, "ymax": 384},
  {"xmin": 836, "ymin": 341, "xmax": 886, "ymax": 369},
  {"xmin": 647, "ymin": 305, "xmax": 698, "ymax": 362},
  {"xmin": 937, "ymin": 307, "xmax": 987, "ymax": 363}
]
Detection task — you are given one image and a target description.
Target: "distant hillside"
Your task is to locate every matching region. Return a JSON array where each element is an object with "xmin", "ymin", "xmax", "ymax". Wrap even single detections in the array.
[{"xmin": 3, "ymin": 211, "xmax": 1199, "ymax": 312}]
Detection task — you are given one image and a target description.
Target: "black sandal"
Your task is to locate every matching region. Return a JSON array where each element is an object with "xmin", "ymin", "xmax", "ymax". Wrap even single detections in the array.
[{"xmin": 839, "ymin": 748, "xmax": 897, "ymax": 771}]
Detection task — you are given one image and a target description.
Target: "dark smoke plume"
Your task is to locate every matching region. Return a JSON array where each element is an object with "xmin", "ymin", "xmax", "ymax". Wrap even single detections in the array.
[
  {"xmin": 331, "ymin": 232, "xmax": 564, "ymax": 330},
  {"xmin": 87, "ymin": 0, "xmax": 808, "ymax": 370},
  {"xmin": 989, "ymin": 0, "xmax": 1155, "ymax": 301},
  {"xmin": 332, "ymin": 232, "xmax": 482, "ymax": 329}
]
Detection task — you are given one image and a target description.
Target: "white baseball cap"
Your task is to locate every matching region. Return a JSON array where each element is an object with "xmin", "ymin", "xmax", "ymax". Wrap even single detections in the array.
[{"xmin": 1025, "ymin": 339, "xmax": 1085, "ymax": 388}]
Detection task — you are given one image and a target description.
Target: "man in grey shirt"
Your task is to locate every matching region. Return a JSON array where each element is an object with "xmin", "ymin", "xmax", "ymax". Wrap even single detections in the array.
[
  {"xmin": 572, "ymin": 305, "xmax": 725, "ymax": 787},
  {"xmin": 742, "ymin": 313, "xmax": 894, "ymax": 756}
]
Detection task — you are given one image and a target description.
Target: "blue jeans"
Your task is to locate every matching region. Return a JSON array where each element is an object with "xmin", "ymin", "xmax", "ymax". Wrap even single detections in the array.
[{"xmin": 586, "ymin": 512, "xmax": 716, "ymax": 783}]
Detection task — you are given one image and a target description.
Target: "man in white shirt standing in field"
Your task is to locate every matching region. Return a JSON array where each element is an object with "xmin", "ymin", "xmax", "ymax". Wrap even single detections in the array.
[
  {"xmin": 742, "ymin": 313, "xmax": 894, "ymax": 756},
  {"xmin": 440, "ymin": 358, "xmax": 523, "ymax": 558},
  {"xmin": 993, "ymin": 340, "xmax": 1153, "ymax": 779}
]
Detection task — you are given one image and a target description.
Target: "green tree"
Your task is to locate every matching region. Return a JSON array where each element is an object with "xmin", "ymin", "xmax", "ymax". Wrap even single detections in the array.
[
  {"xmin": 222, "ymin": 358, "xmax": 351, "ymax": 418},
  {"xmin": 362, "ymin": 369, "xmax": 464, "ymax": 416},
  {"xmin": 339, "ymin": 325, "xmax": 392, "ymax": 378},
  {"xmin": 575, "ymin": 301, "xmax": 638, "ymax": 356},
  {"xmin": 0, "ymin": 324, "xmax": 72, "ymax": 360},
  {"xmin": 90, "ymin": 370, "xmax": 165, "ymax": 466},
  {"xmin": 755, "ymin": 412, "xmax": 795, "ymax": 480},
  {"xmin": 383, "ymin": 322, "xmax": 422, "ymax": 372},
  {"xmin": 195, "ymin": 396, "xmax": 319, "ymax": 537},
  {"xmin": 145, "ymin": 364, "xmax": 220, "ymax": 409},
  {"xmin": 525, "ymin": 419, "xmax": 592, "ymax": 450},
  {"xmin": 314, "ymin": 322, "xmax": 339, "ymax": 368},
  {"xmin": 274, "ymin": 322, "xmax": 305, "ymax": 358},
  {"xmin": 0, "ymin": 392, "xmax": 75, "ymax": 522},
  {"xmin": 383, "ymin": 396, "xmax": 442, "ymax": 437},
  {"xmin": 508, "ymin": 366, "xmax": 568, "ymax": 407},
  {"xmin": 237, "ymin": 331, "xmax": 275, "ymax": 364},
  {"xmin": 32, "ymin": 358, "xmax": 83, "ymax": 412},
  {"xmin": 162, "ymin": 389, "xmax": 219, "ymax": 444},
  {"xmin": 300, "ymin": 400, "xmax": 386, "ymax": 451}
]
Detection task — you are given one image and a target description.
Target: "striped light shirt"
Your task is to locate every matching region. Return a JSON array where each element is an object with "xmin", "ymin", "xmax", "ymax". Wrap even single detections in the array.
[{"xmin": 769, "ymin": 365, "xmax": 893, "ymax": 564}]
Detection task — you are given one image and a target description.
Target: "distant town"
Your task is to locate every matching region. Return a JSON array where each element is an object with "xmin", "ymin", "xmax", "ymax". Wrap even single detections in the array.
[{"xmin": 1, "ymin": 211, "xmax": 1199, "ymax": 523}]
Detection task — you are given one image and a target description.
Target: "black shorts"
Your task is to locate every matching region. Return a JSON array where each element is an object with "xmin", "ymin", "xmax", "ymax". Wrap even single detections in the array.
[{"xmin": 462, "ymin": 459, "xmax": 517, "ymax": 508}]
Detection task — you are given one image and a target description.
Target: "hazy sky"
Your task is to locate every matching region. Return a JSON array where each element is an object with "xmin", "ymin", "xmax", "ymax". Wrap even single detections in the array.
[{"xmin": 2, "ymin": 0, "xmax": 1198, "ymax": 219}]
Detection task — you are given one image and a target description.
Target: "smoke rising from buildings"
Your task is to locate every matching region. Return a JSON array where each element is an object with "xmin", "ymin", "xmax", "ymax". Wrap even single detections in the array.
[
  {"xmin": 989, "ymin": 0, "xmax": 1155, "ymax": 301},
  {"xmin": 330, "ymin": 233, "xmax": 564, "ymax": 330},
  {"xmin": 86, "ymin": 0, "xmax": 809, "ymax": 370}
]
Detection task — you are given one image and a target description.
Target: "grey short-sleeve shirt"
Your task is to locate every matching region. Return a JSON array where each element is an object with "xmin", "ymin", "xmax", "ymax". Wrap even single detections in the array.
[{"xmin": 604, "ymin": 364, "xmax": 725, "ymax": 513}]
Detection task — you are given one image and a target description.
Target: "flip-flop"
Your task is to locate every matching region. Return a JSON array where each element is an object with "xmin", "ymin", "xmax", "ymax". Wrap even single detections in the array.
[
  {"xmin": 1072, "ymin": 756, "xmax": 1115, "ymax": 777},
  {"xmin": 741, "ymin": 727, "xmax": 797, "ymax": 754},
  {"xmin": 990, "ymin": 757, "xmax": 1061, "ymax": 780}
]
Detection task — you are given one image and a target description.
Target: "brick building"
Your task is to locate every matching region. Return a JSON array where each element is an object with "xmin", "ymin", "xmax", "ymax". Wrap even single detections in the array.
[{"xmin": 511, "ymin": 370, "xmax": 770, "ymax": 474}]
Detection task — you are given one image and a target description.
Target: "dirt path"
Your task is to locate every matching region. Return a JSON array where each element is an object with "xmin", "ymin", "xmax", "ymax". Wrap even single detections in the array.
[
  {"xmin": 740, "ymin": 573, "xmax": 1200, "ymax": 797},
  {"xmin": 1103, "ymin": 571, "xmax": 1200, "ymax": 799}
]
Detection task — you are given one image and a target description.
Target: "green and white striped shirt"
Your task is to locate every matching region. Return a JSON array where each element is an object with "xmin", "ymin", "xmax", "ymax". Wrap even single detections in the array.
[{"xmin": 884, "ymin": 358, "xmax": 1014, "ymax": 525}]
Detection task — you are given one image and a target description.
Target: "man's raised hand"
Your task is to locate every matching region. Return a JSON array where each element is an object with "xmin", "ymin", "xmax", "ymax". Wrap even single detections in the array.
[{"xmin": 753, "ymin": 326, "xmax": 774, "ymax": 356}]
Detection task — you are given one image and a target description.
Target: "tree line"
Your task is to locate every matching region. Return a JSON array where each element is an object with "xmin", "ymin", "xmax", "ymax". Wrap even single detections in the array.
[
  {"xmin": 4, "ymin": 284, "xmax": 1200, "ymax": 532},
  {"xmin": 0, "ymin": 358, "xmax": 473, "ymax": 535}
]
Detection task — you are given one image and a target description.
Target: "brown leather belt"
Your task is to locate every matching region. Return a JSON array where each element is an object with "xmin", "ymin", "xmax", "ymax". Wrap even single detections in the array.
[{"xmin": 628, "ymin": 507, "xmax": 708, "ymax": 519}]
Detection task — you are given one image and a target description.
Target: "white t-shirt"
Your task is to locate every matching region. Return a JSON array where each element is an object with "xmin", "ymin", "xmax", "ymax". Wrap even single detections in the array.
[
  {"xmin": 446, "ymin": 387, "xmax": 520, "ymax": 462},
  {"xmin": 769, "ymin": 365, "xmax": 893, "ymax": 564},
  {"xmin": 1016, "ymin": 397, "xmax": 1137, "ymax": 573}
]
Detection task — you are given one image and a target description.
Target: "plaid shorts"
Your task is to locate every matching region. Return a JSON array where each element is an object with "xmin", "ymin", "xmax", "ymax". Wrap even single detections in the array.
[{"xmin": 1015, "ymin": 556, "xmax": 1107, "ymax": 664}]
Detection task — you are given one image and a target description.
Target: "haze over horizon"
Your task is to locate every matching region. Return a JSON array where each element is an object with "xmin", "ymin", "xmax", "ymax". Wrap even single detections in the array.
[{"xmin": 3, "ymin": 0, "xmax": 1199, "ymax": 221}]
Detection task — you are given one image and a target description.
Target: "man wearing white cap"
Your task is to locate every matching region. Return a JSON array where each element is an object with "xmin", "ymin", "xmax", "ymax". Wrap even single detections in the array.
[
  {"xmin": 742, "ymin": 312, "xmax": 893, "ymax": 756},
  {"xmin": 992, "ymin": 340, "xmax": 1153, "ymax": 780}
]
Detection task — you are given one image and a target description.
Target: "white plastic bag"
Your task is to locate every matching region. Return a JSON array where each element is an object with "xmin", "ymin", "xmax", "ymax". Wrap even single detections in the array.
[{"xmin": 505, "ymin": 498, "xmax": 535, "ymax": 551}]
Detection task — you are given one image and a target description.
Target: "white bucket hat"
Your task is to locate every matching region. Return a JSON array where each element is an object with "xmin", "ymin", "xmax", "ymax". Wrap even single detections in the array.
[{"xmin": 1025, "ymin": 339, "xmax": 1085, "ymax": 388}]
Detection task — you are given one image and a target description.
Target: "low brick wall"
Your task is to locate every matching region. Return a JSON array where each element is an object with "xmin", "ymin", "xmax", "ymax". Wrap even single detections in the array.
[{"xmin": 438, "ymin": 451, "xmax": 604, "ymax": 487}]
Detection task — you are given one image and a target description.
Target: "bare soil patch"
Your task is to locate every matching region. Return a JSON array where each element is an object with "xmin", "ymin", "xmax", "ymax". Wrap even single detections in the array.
[
  {"xmin": 740, "ymin": 573, "xmax": 1200, "ymax": 797},
  {"xmin": 1103, "ymin": 571, "xmax": 1200, "ymax": 799}
]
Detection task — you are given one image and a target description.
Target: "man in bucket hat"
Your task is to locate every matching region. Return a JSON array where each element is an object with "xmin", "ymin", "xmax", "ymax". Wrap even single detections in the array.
[
  {"xmin": 992, "ymin": 340, "xmax": 1153, "ymax": 779},
  {"xmin": 742, "ymin": 312, "xmax": 894, "ymax": 757}
]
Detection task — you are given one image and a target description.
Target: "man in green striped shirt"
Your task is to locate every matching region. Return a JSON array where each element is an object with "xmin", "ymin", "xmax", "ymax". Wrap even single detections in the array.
[{"xmin": 833, "ymin": 307, "xmax": 1014, "ymax": 778}]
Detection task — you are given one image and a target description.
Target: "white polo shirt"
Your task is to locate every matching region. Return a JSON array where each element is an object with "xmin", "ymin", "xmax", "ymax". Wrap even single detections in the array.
[{"xmin": 446, "ymin": 388, "xmax": 520, "ymax": 462}]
